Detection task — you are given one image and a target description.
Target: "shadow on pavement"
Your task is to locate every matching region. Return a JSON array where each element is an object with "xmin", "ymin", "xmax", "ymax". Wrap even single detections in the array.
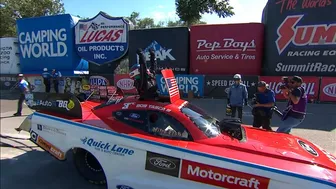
[
  {"xmin": 0, "ymin": 91, "xmax": 20, "ymax": 100},
  {"xmin": 0, "ymin": 114, "xmax": 30, "ymax": 119},
  {"xmin": 0, "ymin": 140, "xmax": 106, "ymax": 189},
  {"xmin": 189, "ymin": 99, "xmax": 336, "ymax": 132}
]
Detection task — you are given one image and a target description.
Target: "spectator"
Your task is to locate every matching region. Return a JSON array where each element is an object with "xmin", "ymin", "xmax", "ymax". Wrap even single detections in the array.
[
  {"xmin": 252, "ymin": 81, "xmax": 275, "ymax": 131},
  {"xmin": 42, "ymin": 68, "xmax": 51, "ymax": 93},
  {"xmin": 51, "ymin": 69, "xmax": 62, "ymax": 93},
  {"xmin": 277, "ymin": 76, "xmax": 307, "ymax": 133},
  {"xmin": 13, "ymin": 74, "xmax": 30, "ymax": 116},
  {"xmin": 227, "ymin": 74, "xmax": 248, "ymax": 122}
]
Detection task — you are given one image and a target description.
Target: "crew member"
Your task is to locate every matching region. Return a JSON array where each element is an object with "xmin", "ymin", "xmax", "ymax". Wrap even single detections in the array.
[
  {"xmin": 129, "ymin": 48, "xmax": 159, "ymax": 100},
  {"xmin": 277, "ymin": 76, "xmax": 307, "ymax": 133},
  {"xmin": 51, "ymin": 69, "xmax": 62, "ymax": 93},
  {"xmin": 252, "ymin": 81, "xmax": 275, "ymax": 131},
  {"xmin": 42, "ymin": 68, "xmax": 51, "ymax": 93},
  {"xmin": 227, "ymin": 74, "xmax": 248, "ymax": 122},
  {"xmin": 14, "ymin": 74, "xmax": 30, "ymax": 116}
]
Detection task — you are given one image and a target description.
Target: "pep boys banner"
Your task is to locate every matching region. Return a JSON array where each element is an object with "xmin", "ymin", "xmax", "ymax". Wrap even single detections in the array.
[
  {"xmin": 16, "ymin": 14, "xmax": 84, "ymax": 76},
  {"xmin": 259, "ymin": 76, "xmax": 319, "ymax": 100},
  {"xmin": 156, "ymin": 74, "xmax": 204, "ymax": 97},
  {"xmin": 74, "ymin": 12, "xmax": 129, "ymax": 65}
]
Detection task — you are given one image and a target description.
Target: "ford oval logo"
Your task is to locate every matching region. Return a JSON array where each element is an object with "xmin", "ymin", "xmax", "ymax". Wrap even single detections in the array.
[
  {"xmin": 117, "ymin": 78, "xmax": 134, "ymax": 90},
  {"xmin": 149, "ymin": 157, "xmax": 176, "ymax": 170},
  {"xmin": 116, "ymin": 185, "xmax": 133, "ymax": 189},
  {"xmin": 323, "ymin": 83, "xmax": 336, "ymax": 97},
  {"xmin": 129, "ymin": 113, "xmax": 140, "ymax": 119}
]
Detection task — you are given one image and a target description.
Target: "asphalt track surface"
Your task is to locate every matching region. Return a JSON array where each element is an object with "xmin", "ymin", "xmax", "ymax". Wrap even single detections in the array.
[{"xmin": 0, "ymin": 92, "xmax": 335, "ymax": 189}]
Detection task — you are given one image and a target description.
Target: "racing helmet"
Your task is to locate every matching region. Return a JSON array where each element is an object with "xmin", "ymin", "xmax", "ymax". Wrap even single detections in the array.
[
  {"xmin": 233, "ymin": 74, "xmax": 241, "ymax": 80},
  {"xmin": 129, "ymin": 64, "xmax": 140, "ymax": 79}
]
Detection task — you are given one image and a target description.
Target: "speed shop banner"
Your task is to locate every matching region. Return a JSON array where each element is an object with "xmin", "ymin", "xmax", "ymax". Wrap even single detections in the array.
[
  {"xmin": 259, "ymin": 76, "xmax": 320, "ymax": 101},
  {"xmin": 204, "ymin": 75, "xmax": 258, "ymax": 98},
  {"xmin": 319, "ymin": 77, "xmax": 336, "ymax": 102},
  {"xmin": 156, "ymin": 74, "xmax": 204, "ymax": 97},
  {"xmin": 262, "ymin": 0, "xmax": 336, "ymax": 76}
]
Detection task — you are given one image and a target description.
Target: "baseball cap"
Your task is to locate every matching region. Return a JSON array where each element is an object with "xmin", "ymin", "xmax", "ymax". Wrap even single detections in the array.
[
  {"xmin": 258, "ymin": 81, "xmax": 267, "ymax": 87},
  {"xmin": 43, "ymin": 68, "xmax": 48, "ymax": 71},
  {"xmin": 291, "ymin": 76, "xmax": 303, "ymax": 83},
  {"xmin": 18, "ymin": 74, "xmax": 24, "ymax": 77},
  {"xmin": 233, "ymin": 74, "xmax": 241, "ymax": 80}
]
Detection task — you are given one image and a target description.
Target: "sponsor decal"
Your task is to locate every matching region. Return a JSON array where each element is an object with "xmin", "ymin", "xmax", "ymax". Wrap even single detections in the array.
[
  {"xmin": 56, "ymin": 99, "xmax": 75, "ymax": 110},
  {"xmin": 75, "ymin": 12, "xmax": 129, "ymax": 65},
  {"xmin": 297, "ymin": 140, "xmax": 319, "ymax": 157},
  {"xmin": 156, "ymin": 74, "xmax": 204, "ymax": 96},
  {"xmin": 26, "ymin": 99, "xmax": 75, "ymax": 111},
  {"xmin": 145, "ymin": 151, "xmax": 181, "ymax": 177},
  {"xmin": 34, "ymin": 79, "xmax": 42, "ymax": 86},
  {"xmin": 121, "ymin": 102, "xmax": 171, "ymax": 112},
  {"xmin": 197, "ymin": 38, "xmax": 256, "ymax": 52},
  {"xmin": 129, "ymin": 113, "xmax": 140, "ymax": 119},
  {"xmin": 116, "ymin": 185, "xmax": 133, "ymax": 189},
  {"xmin": 143, "ymin": 40, "xmax": 176, "ymax": 61},
  {"xmin": 89, "ymin": 76, "xmax": 109, "ymax": 86},
  {"xmin": 80, "ymin": 137, "xmax": 134, "ymax": 156},
  {"xmin": 37, "ymin": 124, "xmax": 66, "ymax": 136},
  {"xmin": 276, "ymin": 15, "xmax": 336, "ymax": 55},
  {"xmin": 181, "ymin": 160, "xmax": 270, "ymax": 189},
  {"xmin": 37, "ymin": 136, "xmax": 65, "ymax": 160},
  {"xmin": 151, "ymin": 127, "xmax": 188, "ymax": 138},
  {"xmin": 30, "ymin": 130, "xmax": 38, "ymax": 143},
  {"xmin": 275, "ymin": 63, "xmax": 336, "ymax": 73},
  {"xmin": 323, "ymin": 83, "xmax": 336, "ymax": 97},
  {"xmin": 116, "ymin": 78, "xmax": 134, "ymax": 90}
]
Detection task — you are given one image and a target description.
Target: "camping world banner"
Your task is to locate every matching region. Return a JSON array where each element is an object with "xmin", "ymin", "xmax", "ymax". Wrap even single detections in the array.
[{"xmin": 74, "ymin": 11, "xmax": 129, "ymax": 65}]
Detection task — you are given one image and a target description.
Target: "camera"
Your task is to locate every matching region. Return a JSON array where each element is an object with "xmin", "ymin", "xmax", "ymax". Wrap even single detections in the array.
[
  {"xmin": 280, "ymin": 76, "xmax": 290, "ymax": 89},
  {"xmin": 251, "ymin": 94, "xmax": 258, "ymax": 105}
]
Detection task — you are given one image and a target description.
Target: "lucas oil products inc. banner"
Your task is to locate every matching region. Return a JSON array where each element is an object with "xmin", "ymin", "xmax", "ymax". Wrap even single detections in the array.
[
  {"xmin": 0, "ymin": 37, "xmax": 20, "ymax": 74},
  {"xmin": 128, "ymin": 27, "xmax": 189, "ymax": 74},
  {"xmin": 204, "ymin": 75, "xmax": 259, "ymax": 98},
  {"xmin": 262, "ymin": 0, "xmax": 336, "ymax": 76},
  {"xmin": 156, "ymin": 74, "xmax": 204, "ymax": 97},
  {"xmin": 259, "ymin": 76, "xmax": 319, "ymax": 101},
  {"xmin": 189, "ymin": 23, "xmax": 264, "ymax": 75},
  {"xmin": 16, "ymin": 14, "xmax": 84, "ymax": 76},
  {"xmin": 74, "ymin": 11, "xmax": 129, "ymax": 65}
]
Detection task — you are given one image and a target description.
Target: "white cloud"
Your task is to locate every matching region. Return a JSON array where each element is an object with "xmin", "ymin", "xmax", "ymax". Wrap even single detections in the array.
[
  {"xmin": 158, "ymin": 5, "xmax": 164, "ymax": 9},
  {"xmin": 148, "ymin": 10, "xmax": 179, "ymax": 23}
]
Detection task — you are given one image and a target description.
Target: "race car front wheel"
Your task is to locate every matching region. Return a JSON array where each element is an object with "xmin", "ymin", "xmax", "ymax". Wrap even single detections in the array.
[{"xmin": 73, "ymin": 148, "xmax": 107, "ymax": 185}]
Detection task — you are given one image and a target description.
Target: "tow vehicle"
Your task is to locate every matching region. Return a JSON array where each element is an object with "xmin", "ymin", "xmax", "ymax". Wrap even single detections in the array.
[{"xmin": 18, "ymin": 69, "xmax": 336, "ymax": 189}]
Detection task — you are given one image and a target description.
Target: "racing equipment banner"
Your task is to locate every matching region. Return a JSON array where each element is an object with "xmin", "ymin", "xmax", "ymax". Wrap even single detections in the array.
[
  {"xmin": 74, "ymin": 11, "xmax": 129, "ymax": 65},
  {"xmin": 0, "ymin": 74, "xmax": 18, "ymax": 91},
  {"xmin": 16, "ymin": 14, "xmax": 84, "ymax": 76},
  {"xmin": 128, "ymin": 27, "xmax": 189, "ymax": 74},
  {"xmin": 319, "ymin": 77, "xmax": 336, "ymax": 102},
  {"xmin": 189, "ymin": 23, "xmax": 264, "ymax": 75},
  {"xmin": 0, "ymin": 37, "xmax": 20, "ymax": 74},
  {"xmin": 262, "ymin": 0, "xmax": 336, "ymax": 76},
  {"xmin": 259, "ymin": 76, "xmax": 320, "ymax": 100},
  {"xmin": 156, "ymin": 74, "xmax": 204, "ymax": 97},
  {"xmin": 114, "ymin": 74, "xmax": 137, "ymax": 94},
  {"xmin": 204, "ymin": 75, "xmax": 258, "ymax": 98}
]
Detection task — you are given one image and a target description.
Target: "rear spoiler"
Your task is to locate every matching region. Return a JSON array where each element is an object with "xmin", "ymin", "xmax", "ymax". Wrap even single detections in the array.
[{"xmin": 25, "ymin": 92, "xmax": 82, "ymax": 119}]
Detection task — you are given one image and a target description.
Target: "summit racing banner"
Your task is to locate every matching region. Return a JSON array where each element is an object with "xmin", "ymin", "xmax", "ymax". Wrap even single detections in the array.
[
  {"xmin": 189, "ymin": 23, "xmax": 264, "ymax": 75},
  {"xmin": 74, "ymin": 11, "xmax": 129, "ymax": 65},
  {"xmin": 262, "ymin": 0, "xmax": 336, "ymax": 76},
  {"xmin": 16, "ymin": 14, "xmax": 82, "ymax": 76},
  {"xmin": 156, "ymin": 74, "xmax": 204, "ymax": 97},
  {"xmin": 259, "ymin": 76, "xmax": 320, "ymax": 101},
  {"xmin": 128, "ymin": 27, "xmax": 189, "ymax": 74}
]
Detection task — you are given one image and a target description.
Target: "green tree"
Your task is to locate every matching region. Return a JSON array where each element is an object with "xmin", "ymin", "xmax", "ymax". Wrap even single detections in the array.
[
  {"xmin": 167, "ymin": 19, "xmax": 206, "ymax": 27},
  {"xmin": 175, "ymin": 0, "xmax": 234, "ymax": 26},
  {"xmin": 0, "ymin": 0, "xmax": 65, "ymax": 37},
  {"xmin": 138, "ymin": 17, "xmax": 155, "ymax": 29}
]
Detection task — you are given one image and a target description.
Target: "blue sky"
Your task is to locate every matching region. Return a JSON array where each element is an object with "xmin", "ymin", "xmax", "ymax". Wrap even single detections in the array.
[{"xmin": 63, "ymin": 0, "xmax": 268, "ymax": 24}]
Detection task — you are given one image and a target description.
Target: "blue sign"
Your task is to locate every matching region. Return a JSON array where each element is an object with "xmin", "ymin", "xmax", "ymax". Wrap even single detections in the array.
[
  {"xmin": 74, "ymin": 12, "xmax": 129, "ymax": 65},
  {"xmin": 16, "ymin": 14, "xmax": 85, "ymax": 76},
  {"xmin": 156, "ymin": 74, "xmax": 204, "ymax": 97},
  {"xmin": 80, "ymin": 137, "xmax": 135, "ymax": 156}
]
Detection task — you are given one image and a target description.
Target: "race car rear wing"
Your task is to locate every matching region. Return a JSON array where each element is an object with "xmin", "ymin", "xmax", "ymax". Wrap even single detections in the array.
[
  {"xmin": 25, "ymin": 93, "xmax": 82, "ymax": 119},
  {"xmin": 161, "ymin": 69, "xmax": 180, "ymax": 103}
]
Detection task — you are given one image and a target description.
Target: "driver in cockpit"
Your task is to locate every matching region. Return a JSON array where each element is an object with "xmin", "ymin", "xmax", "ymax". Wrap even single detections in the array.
[{"xmin": 129, "ymin": 48, "xmax": 159, "ymax": 100}]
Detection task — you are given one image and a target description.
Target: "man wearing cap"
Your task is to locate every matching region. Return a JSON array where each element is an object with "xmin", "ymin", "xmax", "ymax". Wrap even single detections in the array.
[
  {"xmin": 252, "ymin": 81, "xmax": 275, "ymax": 131},
  {"xmin": 227, "ymin": 74, "xmax": 248, "ymax": 122},
  {"xmin": 277, "ymin": 76, "xmax": 307, "ymax": 133},
  {"xmin": 51, "ymin": 69, "xmax": 62, "ymax": 93},
  {"xmin": 42, "ymin": 68, "xmax": 51, "ymax": 93},
  {"xmin": 14, "ymin": 74, "xmax": 30, "ymax": 116}
]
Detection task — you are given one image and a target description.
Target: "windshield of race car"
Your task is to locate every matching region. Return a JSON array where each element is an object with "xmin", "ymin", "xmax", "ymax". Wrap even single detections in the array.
[{"xmin": 181, "ymin": 103, "xmax": 221, "ymax": 138}]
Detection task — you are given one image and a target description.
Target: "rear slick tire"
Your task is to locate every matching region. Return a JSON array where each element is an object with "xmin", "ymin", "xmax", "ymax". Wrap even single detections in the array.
[{"xmin": 73, "ymin": 148, "xmax": 107, "ymax": 185}]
